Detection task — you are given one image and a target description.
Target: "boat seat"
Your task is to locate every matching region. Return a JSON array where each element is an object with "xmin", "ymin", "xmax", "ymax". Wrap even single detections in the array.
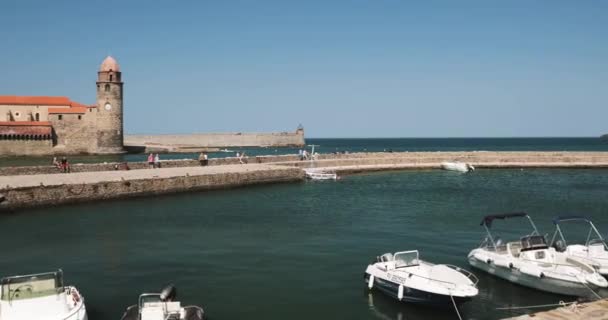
[{"xmin": 508, "ymin": 242, "xmax": 522, "ymax": 258}]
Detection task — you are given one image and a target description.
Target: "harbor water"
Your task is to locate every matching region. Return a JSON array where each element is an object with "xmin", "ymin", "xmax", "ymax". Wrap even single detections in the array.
[
  {"xmin": 1, "ymin": 169, "xmax": 608, "ymax": 319},
  {"xmin": 0, "ymin": 137, "xmax": 606, "ymax": 167}
]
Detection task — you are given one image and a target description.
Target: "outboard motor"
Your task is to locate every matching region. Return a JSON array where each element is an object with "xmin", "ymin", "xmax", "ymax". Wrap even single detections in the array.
[
  {"xmin": 160, "ymin": 284, "xmax": 177, "ymax": 302},
  {"xmin": 552, "ymin": 240, "xmax": 566, "ymax": 252}
]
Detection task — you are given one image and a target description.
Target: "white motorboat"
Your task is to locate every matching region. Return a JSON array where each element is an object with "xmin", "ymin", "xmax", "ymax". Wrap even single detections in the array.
[
  {"xmin": 550, "ymin": 216, "xmax": 608, "ymax": 276},
  {"xmin": 304, "ymin": 168, "xmax": 338, "ymax": 180},
  {"xmin": 120, "ymin": 284, "xmax": 204, "ymax": 320},
  {"xmin": 365, "ymin": 250, "xmax": 478, "ymax": 306},
  {"xmin": 0, "ymin": 269, "xmax": 87, "ymax": 320},
  {"xmin": 440, "ymin": 162, "xmax": 474, "ymax": 173},
  {"xmin": 468, "ymin": 212, "xmax": 608, "ymax": 297}
]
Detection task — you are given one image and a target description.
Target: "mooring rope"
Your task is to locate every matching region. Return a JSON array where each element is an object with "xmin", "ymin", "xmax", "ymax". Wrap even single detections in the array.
[
  {"xmin": 449, "ymin": 292, "xmax": 463, "ymax": 320},
  {"xmin": 575, "ymin": 274, "xmax": 603, "ymax": 301},
  {"xmin": 496, "ymin": 300, "xmax": 577, "ymax": 310}
]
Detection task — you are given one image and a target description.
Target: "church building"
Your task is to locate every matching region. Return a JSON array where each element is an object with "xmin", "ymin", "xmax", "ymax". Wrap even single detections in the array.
[{"xmin": 0, "ymin": 56, "xmax": 124, "ymax": 156}]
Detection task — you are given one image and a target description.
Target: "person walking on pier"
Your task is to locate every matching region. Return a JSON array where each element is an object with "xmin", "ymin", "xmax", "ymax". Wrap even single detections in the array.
[
  {"xmin": 154, "ymin": 154, "xmax": 161, "ymax": 168},
  {"xmin": 199, "ymin": 152, "xmax": 208, "ymax": 166},
  {"xmin": 147, "ymin": 153, "xmax": 154, "ymax": 169}
]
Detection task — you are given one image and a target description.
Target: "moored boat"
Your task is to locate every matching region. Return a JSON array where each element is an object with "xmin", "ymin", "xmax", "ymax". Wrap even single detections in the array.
[
  {"xmin": 440, "ymin": 162, "xmax": 474, "ymax": 173},
  {"xmin": 304, "ymin": 168, "xmax": 338, "ymax": 180},
  {"xmin": 468, "ymin": 212, "xmax": 608, "ymax": 297},
  {"xmin": 550, "ymin": 215, "xmax": 608, "ymax": 276},
  {"xmin": 0, "ymin": 269, "xmax": 87, "ymax": 320},
  {"xmin": 120, "ymin": 284, "xmax": 204, "ymax": 320},
  {"xmin": 364, "ymin": 250, "xmax": 478, "ymax": 307}
]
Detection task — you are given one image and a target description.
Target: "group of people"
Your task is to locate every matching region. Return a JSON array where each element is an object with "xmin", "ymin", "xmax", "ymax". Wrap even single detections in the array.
[
  {"xmin": 298, "ymin": 149, "xmax": 319, "ymax": 160},
  {"xmin": 52, "ymin": 156, "xmax": 70, "ymax": 173},
  {"xmin": 147, "ymin": 153, "xmax": 161, "ymax": 168},
  {"xmin": 298, "ymin": 149, "xmax": 309, "ymax": 160}
]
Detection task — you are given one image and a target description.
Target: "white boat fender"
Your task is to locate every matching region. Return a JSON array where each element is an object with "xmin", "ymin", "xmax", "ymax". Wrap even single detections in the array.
[
  {"xmin": 494, "ymin": 259, "xmax": 510, "ymax": 268},
  {"xmin": 398, "ymin": 285, "xmax": 404, "ymax": 301},
  {"xmin": 519, "ymin": 265, "xmax": 543, "ymax": 278},
  {"xmin": 368, "ymin": 275, "xmax": 374, "ymax": 289}
]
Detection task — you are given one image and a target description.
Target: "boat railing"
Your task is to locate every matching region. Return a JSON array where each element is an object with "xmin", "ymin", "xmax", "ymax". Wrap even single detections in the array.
[
  {"xmin": 61, "ymin": 286, "xmax": 85, "ymax": 320},
  {"xmin": 519, "ymin": 257, "xmax": 595, "ymax": 274},
  {"xmin": 391, "ymin": 266, "xmax": 476, "ymax": 290},
  {"xmin": 444, "ymin": 264, "xmax": 480, "ymax": 286}
]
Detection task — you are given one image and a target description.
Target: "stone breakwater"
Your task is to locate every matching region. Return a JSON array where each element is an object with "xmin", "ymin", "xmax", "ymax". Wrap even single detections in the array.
[
  {"xmin": 0, "ymin": 164, "xmax": 303, "ymax": 212},
  {"xmin": 3, "ymin": 152, "xmax": 608, "ymax": 176},
  {"xmin": 1, "ymin": 151, "xmax": 608, "ymax": 212},
  {"xmin": 275, "ymin": 151, "xmax": 608, "ymax": 173}
]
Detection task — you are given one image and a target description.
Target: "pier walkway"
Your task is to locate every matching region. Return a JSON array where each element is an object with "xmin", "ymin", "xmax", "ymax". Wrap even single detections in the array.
[{"xmin": 503, "ymin": 299, "xmax": 608, "ymax": 320}]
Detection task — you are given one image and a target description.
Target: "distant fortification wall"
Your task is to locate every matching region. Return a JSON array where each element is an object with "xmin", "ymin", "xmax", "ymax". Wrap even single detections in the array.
[{"xmin": 125, "ymin": 131, "xmax": 305, "ymax": 149}]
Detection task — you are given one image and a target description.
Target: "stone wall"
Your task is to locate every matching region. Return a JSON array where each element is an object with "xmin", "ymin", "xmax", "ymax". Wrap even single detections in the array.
[
  {"xmin": 49, "ymin": 111, "xmax": 98, "ymax": 154},
  {"xmin": 125, "ymin": 131, "xmax": 305, "ymax": 148},
  {"xmin": 0, "ymin": 139, "xmax": 53, "ymax": 156},
  {"xmin": 0, "ymin": 165, "xmax": 304, "ymax": 211},
  {"xmin": 0, "ymin": 155, "xmax": 301, "ymax": 176},
  {"xmin": 0, "ymin": 104, "xmax": 53, "ymax": 122}
]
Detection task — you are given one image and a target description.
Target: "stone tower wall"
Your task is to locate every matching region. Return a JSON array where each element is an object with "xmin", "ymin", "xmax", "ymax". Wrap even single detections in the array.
[
  {"xmin": 96, "ymin": 71, "xmax": 124, "ymax": 153},
  {"xmin": 49, "ymin": 110, "xmax": 98, "ymax": 154}
]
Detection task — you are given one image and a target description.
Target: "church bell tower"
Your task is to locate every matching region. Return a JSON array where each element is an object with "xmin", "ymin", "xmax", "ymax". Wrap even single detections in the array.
[{"xmin": 96, "ymin": 56, "xmax": 124, "ymax": 153}]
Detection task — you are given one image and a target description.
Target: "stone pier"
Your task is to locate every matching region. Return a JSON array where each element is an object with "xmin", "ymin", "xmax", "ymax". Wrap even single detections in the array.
[{"xmin": 0, "ymin": 164, "xmax": 304, "ymax": 212}]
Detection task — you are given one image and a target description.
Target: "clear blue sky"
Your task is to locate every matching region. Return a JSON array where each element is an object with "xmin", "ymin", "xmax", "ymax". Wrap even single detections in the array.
[{"xmin": 1, "ymin": 1, "xmax": 606, "ymax": 137}]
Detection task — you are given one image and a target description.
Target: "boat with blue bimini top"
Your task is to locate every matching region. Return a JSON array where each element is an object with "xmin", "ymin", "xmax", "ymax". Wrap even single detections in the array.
[
  {"xmin": 0, "ymin": 269, "xmax": 87, "ymax": 320},
  {"xmin": 364, "ymin": 250, "xmax": 479, "ymax": 307},
  {"xmin": 468, "ymin": 212, "xmax": 608, "ymax": 297},
  {"xmin": 550, "ymin": 215, "xmax": 608, "ymax": 277}
]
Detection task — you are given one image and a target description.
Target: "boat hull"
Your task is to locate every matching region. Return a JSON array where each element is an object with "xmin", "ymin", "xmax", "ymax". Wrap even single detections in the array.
[
  {"xmin": 363, "ymin": 273, "xmax": 471, "ymax": 307},
  {"xmin": 468, "ymin": 256, "xmax": 598, "ymax": 297}
]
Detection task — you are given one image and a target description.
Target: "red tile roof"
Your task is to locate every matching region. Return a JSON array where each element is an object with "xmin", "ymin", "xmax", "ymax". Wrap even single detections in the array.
[
  {"xmin": 0, "ymin": 122, "xmax": 52, "ymax": 136},
  {"xmin": 0, "ymin": 96, "xmax": 71, "ymax": 106},
  {"xmin": 0, "ymin": 121, "xmax": 52, "ymax": 126},
  {"xmin": 0, "ymin": 96, "xmax": 95, "ymax": 109}
]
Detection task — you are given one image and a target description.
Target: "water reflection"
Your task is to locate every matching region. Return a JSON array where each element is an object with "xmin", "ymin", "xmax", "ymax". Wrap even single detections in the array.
[{"xmin": 366, "ymin": 291, "xmax": 459, "ymax": 320}]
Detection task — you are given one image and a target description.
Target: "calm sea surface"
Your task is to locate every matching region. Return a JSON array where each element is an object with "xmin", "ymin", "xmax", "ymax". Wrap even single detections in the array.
[
  {"xmin": 2, "ymin": 169, "xmax": 608, "ymax": 319},
  {"xmin": 1, "ymin": 137, "xmax": 606, "ymax": 167}
]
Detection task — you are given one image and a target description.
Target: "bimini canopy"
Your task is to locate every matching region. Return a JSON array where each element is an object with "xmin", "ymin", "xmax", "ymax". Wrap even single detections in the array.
[
  {"xmin": 552, "ymin": 215, "xmax": 592, "ymax": 225},
  {"xmin": 480, "ymin": 212, "xmax": 528, "ymax": 228}
]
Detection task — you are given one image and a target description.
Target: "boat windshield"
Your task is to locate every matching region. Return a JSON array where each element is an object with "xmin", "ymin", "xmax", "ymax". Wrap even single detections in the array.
[
  {"xmin": 139, "ymin": 293, "xmax": 162, "ymax": 308},
  {"xmin": 0, "ymin": 270, "xmax": 63, "ymax": 301},
  {"xmin": 394, "ymin": 251, "xmax": 420, "ymax": 268},
  {"xmin": 520, "ymin": 235, "xmax": 548, "ymax": 252}
]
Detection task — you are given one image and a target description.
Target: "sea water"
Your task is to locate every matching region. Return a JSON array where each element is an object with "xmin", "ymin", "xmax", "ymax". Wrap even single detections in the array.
[{"xmin": 1, "ymin": 169, "xmax": 608, "ymax": 319}]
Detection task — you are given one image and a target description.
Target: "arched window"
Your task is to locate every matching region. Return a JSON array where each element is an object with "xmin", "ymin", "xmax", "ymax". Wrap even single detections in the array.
[
  {"xmin": 109, "ymin": 74, "xmax": 113, "ymax": 82},
  {"xmin": 105, "ymin": 84, "xmax": 110, "ymax": 92},
  {"xmin": 35, "ymin": 113, "xmax": 40, "ymax": 121}
]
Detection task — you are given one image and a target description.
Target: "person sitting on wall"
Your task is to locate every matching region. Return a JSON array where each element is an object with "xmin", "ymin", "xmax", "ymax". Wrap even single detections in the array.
[
  {"xmin": 52, "ymin": 157, "xmax": 60, "ymax": 169},
  {"xmin": 203, "ymin": 153, "xmax": 208, "ymax": 166},
  {"xmin": 60, "ymin": 157, "xmax": 70, "ymax": 173}
]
